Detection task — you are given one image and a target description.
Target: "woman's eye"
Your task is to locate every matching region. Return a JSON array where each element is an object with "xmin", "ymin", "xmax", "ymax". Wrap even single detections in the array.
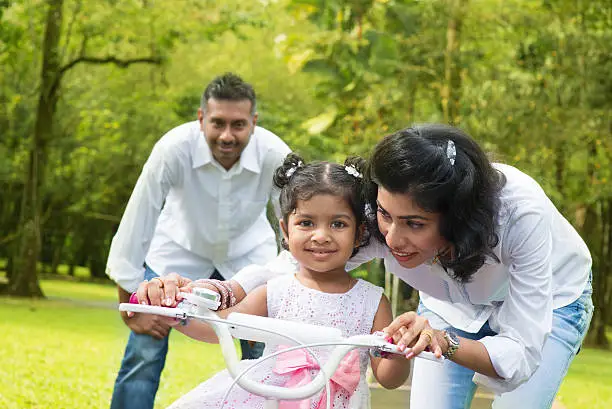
[
  {"xmin": 407, "ymin": 221, "xmax": 424, "ymax": 229},
  {"xmin": 377, "ymin": 208, "xmax": 391, "ymax": 219}
]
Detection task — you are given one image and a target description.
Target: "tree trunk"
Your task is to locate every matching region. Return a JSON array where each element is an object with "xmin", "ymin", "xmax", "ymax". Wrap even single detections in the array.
[
  {"xmin": 441, "ymin": 0, "xmax": 467, "ymax": 125},
  {"xmin": 584, "ymin": 199, "xmax": 609, "ymax": 348},
  {"xmin": 50, "ymin": 237, "xmax": 64, "ymax": 275},
  {"xmin": 9, "ymin": 0, "xmax": 63, "ymax": 297}
]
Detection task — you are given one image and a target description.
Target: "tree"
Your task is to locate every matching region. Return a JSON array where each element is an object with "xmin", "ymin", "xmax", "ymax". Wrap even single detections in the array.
[{"xmin": 9, "ymin": 0, "xmax": 161, "ymax": 297}]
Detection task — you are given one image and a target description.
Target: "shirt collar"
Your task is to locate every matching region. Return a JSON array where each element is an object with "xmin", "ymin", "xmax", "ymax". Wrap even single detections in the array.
[
  {"xmin": 192, "ymin": 122, "xmax": 212, "ymax": 169},
  {"xmin": 239, "ymin": 130, "xmax": 261, "ymax": 174},
  {"xmin": 191, "ymin": 124, "xmax": 261, "ymax": 174}
]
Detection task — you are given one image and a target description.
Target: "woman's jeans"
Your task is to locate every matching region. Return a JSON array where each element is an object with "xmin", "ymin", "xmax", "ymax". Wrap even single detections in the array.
[
  {"xmin": 110, "ymin": 266, "xmax": 264, "ymax": 409},
  {"xmin": 410, "ymin": 278, "xmax": 593, "ymax": 409}
]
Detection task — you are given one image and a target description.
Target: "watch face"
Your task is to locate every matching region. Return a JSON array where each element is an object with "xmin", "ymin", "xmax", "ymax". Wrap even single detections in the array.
[{"xmin": 443, "ymin": 330, "xmax": 460, "ymax": 359}]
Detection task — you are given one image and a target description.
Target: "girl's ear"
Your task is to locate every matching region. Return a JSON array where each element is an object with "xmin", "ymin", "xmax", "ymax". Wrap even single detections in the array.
[
  {"xmin": 279, "ymin": 219, "xmax": 290, "ymax": 251},
  {"xmin": 354, "ymin": 223, "xmax": 366, "ymax": 248},
  {"xmin": 279, "ymin": 219, "xmax": 289, "ymax": 241}
]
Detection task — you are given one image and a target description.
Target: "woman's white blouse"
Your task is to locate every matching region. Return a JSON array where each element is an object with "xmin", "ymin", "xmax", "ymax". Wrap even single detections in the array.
[{"xmin": 233, "ymin": 164, "xmax": 591, "ymax": 394}]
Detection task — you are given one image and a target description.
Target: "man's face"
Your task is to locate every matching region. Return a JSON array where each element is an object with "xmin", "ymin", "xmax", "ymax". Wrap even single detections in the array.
[{"xmin": 198, "ymin": 98, "xmax": 257, "ymax": 170}]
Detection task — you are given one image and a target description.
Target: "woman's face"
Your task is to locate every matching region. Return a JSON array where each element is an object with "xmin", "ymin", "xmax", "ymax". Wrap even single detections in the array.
[{"xmin": 376, "ymin": 187, "xmax": 448, "ymax": 268}]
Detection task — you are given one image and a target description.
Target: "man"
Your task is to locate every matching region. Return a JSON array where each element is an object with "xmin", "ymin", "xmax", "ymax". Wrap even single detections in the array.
[{"xmin": 106, "ymin": 73, "xmax": 291, "ymax": 409}]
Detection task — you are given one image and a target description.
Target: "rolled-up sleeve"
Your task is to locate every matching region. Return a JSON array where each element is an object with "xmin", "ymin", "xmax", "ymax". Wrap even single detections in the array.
[
  {"xmin": 105, "ymin": 143, "xmax": 175, "ymax": 293},
  {"xmin": 473, "ymin": 206, "xmax": 553, "ymax": 394}
]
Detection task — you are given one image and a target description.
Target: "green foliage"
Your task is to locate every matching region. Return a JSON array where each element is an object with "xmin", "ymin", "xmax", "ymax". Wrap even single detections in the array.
[{"xmin": 1, "ymin": 0, "xmax": 611, "ymax": 338}]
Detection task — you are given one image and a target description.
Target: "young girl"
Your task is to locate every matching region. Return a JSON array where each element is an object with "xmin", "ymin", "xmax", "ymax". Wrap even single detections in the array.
[{"xmin": 150, "ymin": 153, "xmax": 411, "ymax": 409}]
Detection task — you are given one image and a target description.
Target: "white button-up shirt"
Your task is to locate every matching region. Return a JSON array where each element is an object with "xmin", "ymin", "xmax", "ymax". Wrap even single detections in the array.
[
  {"xmin": 106, "ymin": 121, "xmax": 291, "ymax": 293},
  {"xmin": 233, "ymin": 163, "xmax": 591, "ymax": 394}
]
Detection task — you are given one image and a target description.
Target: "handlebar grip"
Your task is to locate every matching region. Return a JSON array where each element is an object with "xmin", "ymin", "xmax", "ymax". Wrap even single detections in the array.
[{"xmin": 118, "ymin": 303, "xmax": 187, "ymax": 319}]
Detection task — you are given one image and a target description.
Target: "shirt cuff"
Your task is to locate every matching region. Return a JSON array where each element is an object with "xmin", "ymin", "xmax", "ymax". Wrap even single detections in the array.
[{"xmin": 473, "ymin": 336, "xmax": 531, "ymax": 395}]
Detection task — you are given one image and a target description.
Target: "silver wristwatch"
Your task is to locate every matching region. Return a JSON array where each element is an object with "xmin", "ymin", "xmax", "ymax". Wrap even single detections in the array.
[{"xmin": 442, "ymin": 330, "xmax": 460, "ymax": 359}]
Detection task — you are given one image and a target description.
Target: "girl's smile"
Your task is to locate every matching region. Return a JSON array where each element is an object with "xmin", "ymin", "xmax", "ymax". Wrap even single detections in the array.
[{"xmin": 280, "ymin": 194, "xmax": 359, "ymax": 278}]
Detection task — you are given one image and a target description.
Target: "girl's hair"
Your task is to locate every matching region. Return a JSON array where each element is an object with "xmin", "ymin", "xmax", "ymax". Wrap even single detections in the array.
[
  {"xmin": 364, "ymin": 124, "xmax": 506, "ymax": 282},
  {"xmin": 273, "ymin": 153, "xmax": 369, "ymax": 256}
]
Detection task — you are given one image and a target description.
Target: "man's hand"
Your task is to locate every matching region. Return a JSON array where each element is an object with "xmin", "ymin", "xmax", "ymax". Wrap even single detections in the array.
[
  {"xmin": 117, "ymin": 285, "xmax": 172, "ymax": 339},
  {"xmin": 121, "ymin": 311, "xmax": 172, "ymax": 339}
]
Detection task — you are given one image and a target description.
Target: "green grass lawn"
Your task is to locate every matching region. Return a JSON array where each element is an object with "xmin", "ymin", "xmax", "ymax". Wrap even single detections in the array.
[
  {"xmin": 0, "ymin": 280, "xmax": 226, "ymax": 409},
  {"xmin": 1, "ymin": 278, "xmax": 611, "ymax": 409},
  {"xmin": 556, "ymin": 346, "xmax": 612, "ymax": 409}
]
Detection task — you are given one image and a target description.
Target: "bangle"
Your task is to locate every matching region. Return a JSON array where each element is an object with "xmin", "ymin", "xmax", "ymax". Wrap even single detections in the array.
[{"xmin": 195, "ymin": 279, "xmax": 236, "ymax": 309}]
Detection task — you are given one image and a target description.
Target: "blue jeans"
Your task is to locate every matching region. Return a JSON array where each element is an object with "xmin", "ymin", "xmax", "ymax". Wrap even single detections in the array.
[
  {"xmin": 410, "ymin": 277, "xmax": 593, "ymax": 409},
  {"xmin": 110, "ymin": 266, "xmax": 264, "ymax": 409}
]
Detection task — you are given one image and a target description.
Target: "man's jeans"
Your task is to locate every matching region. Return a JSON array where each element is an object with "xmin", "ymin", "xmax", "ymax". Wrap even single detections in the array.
[
  {"xmin": 410, "ymin": 275, "xmax": 594, "ymax": 409},
  {"xmin": 110, "ymin": 266, "xmax": 264, "ymax": 409}
]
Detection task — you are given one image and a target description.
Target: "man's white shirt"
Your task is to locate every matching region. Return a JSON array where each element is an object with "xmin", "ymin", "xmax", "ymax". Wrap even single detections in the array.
[{"xmin": 106, "ymin": 121, "xmax": 291, "ymax": 292}]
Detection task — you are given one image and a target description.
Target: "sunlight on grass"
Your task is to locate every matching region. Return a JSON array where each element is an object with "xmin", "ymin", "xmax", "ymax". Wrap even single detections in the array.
[
  {"xmin": 41, "ymin": 279, "xmax": 117, "ymax": 303},
  {"xmin": 557, "ymin": 347, "xmax": 612, "ymax": 409},
  {"xmin": 0, "ymin": 282, "xmax": 227, "ymax": 409},
  {"xmin": 2, "ymin": 279, "xmax": 611, "ymax": 408}
]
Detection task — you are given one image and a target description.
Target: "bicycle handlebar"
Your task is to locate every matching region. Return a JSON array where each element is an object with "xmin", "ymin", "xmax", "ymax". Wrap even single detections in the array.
[{"xmin": 118, "ymin": 299, "xmax": 444, "ymax": 401}]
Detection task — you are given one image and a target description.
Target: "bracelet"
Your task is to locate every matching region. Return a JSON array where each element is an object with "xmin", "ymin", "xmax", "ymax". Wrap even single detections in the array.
[{"xmin": 195, "ymin": 279, "xmax": 236, "ymax": 309}]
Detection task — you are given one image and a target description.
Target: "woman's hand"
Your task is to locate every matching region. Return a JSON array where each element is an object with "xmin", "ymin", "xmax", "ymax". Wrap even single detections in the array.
[
  {"xmin": 135, "ymin": 273, "xmax": 192, "ymax": 308},
  {"xmin": 383, "ymin": 311, "xmax": 444, "ymax": 359}
]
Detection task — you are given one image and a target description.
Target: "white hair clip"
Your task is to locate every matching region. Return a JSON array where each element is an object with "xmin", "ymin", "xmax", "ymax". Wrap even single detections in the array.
[
  {"xmin": 286, "ymin": 161, "xmax": 303, "ymax": 178},
  {"xmin": 345, "ymin": 165, "xmax": 362, "ymax": 179},
  {"xmin": 446, "ymin": 140, "xmax": 456, "ymax": 166}
]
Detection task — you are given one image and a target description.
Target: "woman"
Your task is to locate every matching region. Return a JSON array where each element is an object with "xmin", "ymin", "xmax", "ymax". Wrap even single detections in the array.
[{"xmin": 139, "ymin": 124, "xmax": 593, "ymax": 409}]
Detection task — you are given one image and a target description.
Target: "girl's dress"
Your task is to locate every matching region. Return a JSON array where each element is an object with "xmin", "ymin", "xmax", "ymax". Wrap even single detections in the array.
[{"xmin": 167, "ymin": 274, "xmax": 384, "ymax": 409}]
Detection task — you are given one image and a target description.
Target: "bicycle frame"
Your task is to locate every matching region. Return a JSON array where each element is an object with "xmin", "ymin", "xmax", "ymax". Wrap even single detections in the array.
[{"xmin": 119, "ymin": 290, "xmax": 443, "ymax": 409}]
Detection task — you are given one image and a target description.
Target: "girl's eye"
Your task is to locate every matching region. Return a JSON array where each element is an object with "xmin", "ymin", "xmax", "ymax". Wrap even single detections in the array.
[
  {"xmin": 331, "ymin": 221, "xmax": 347, "ymax": 229},
  {"xmin": 298, "ymin": 220, "xmax": 313, "ymax": 227}
]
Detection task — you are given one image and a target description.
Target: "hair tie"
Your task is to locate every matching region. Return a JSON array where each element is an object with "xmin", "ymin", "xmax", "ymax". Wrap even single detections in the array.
[
  {"xmin": 285, "ymin": 161, "xmax": 303, "ymax": 178},
  {"xmin": 446, "ymin": 140, "xmax": 456, "ymax": 166},
  {"xmin": 345, "ymin": 165, "xmax": 362, "ymax": 179}
]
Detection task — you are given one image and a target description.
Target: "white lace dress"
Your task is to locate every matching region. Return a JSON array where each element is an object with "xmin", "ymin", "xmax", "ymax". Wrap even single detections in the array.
[{"xmin": 167, "ymin": 274, "xmax": 384, "ymax": 409}]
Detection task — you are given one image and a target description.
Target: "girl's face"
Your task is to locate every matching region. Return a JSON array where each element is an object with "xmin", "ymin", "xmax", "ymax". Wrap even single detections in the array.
[
  {"xmin": 280, "ymin": 194, "xmax": 359, "ymax": 277},
  {"xmin": 376, "ymin": 187, "xmax": 448, "ymax": 268}
]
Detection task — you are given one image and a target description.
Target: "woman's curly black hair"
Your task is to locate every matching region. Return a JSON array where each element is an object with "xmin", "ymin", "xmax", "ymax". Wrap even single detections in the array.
[
  {"xmin": 273, "ymin": 153, "xmax": 370, "ymax": 256},
  {"xmin": 364, "ymin": 124, "xmax": 506, "ymax": 282}
]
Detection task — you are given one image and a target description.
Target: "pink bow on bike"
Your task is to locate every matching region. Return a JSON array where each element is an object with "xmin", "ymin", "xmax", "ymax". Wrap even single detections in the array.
[{"xmin": 272, "ymin": 346, "xmax": 361, "ymax": 409}]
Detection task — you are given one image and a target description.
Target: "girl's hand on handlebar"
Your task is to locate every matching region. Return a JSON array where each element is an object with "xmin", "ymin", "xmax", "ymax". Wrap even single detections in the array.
[
  {"xmin": 383, "ymin": 311, "xmax": 443, "ymax": 359},
  {"xmin": 136, "ymin": 273, "xmax": 192, "ymax": 307}
]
